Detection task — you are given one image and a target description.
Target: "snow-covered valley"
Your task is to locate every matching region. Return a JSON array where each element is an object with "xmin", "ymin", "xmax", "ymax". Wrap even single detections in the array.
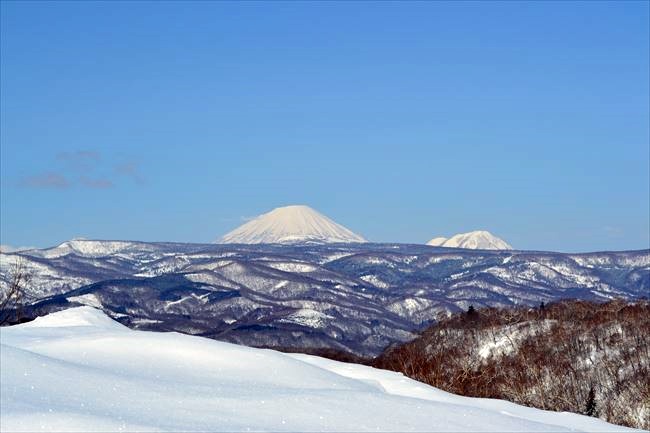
[{"xmin": 0, "ymin": 307, "xmax": 639, "ymax": 432}]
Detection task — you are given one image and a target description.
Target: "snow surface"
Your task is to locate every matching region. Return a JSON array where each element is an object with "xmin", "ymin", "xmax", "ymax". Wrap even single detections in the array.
[
  {"xmin": 0, "ymin": 307, "xmax": 638, "ymax": 432},
  {"xmin": 65, "ymin": 294, "xmax": 103, "ymax": 309},
  {"xmin": 219, "ymin": 205, "xmax": 367, "ymax": 244},
  {"xmin": 278, "ymin": 308, "xmax": 334, "ymax": 328},
  {"xmin": 427, "ymin": 230, "xmax": 513, "ymax": 250},
  {"xmin": 477, "ymin": 320, "xmax": 557, "ymax": 359}
]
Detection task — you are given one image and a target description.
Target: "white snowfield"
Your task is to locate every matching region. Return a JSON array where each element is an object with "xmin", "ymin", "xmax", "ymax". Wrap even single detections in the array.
[
  {"xmin": 427, "ymin": 230, "xmax": 513, "ymax": 250},
  {"xmin": 0, "ymin": 308, "xmax": 637, "ymax": 432},
  {"xmin": 219, "ymin": 205, "xmax": 367, "ymax": 244}
]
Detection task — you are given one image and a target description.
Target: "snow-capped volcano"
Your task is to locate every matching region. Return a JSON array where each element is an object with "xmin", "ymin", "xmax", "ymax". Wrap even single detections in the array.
[
  {"xmin": 219, "ymin": 205, "xmax": 367, "ymax": 244},
  {"xmin": 427, "ymin": 230, "xmax": 513, "ymax": 250}
]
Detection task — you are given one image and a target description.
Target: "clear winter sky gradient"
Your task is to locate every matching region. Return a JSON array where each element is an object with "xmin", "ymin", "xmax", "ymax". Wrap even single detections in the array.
[{"xmin": 1, "ymin": 1, "xmax": 648, "ymax": 252}]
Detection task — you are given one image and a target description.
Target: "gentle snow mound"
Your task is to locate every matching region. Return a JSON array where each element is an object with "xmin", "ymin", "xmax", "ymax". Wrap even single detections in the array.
[
  {"xmin": 0, "ymin": 307, "xmax": 636, "ymax": 432},
  {"xmin": 427, "ymin": 230, "xmax": 513, "ymax": 250},
  {"xmin": 219, "ymin": 205, "xmax": 367, "ymax": 244},
  {"xmin": 18, "ymin": 306, "xmax": 127, "ymax": 330}
]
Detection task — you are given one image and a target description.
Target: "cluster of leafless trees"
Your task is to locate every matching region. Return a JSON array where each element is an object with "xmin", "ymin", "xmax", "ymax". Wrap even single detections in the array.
[
  {"xmin": 0, "ymin": 257, "xmax": 32, "ymax": 326},
  {"xmin": 373, "ymin": 299, "xmax": 650, "ymax": 430}
]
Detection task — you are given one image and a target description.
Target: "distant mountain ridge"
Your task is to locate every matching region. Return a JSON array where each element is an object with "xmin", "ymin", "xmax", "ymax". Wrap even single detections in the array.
[
  {"xmin": 2, "ymin": 239, "xmax": 647, "ymax": 356},
  {"xmin": 427, "ymin": 231, "xmax": 513, "ymax": 250},
  {"xmin": 219, "ymin": 205, "xmax": 367, "ymax": 244}
]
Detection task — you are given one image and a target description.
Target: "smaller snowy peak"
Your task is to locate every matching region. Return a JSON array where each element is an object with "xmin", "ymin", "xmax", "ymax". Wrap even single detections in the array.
[
  {"xmin": 427, "ymin": 230, "xmax": 512, "ymax": 250},
  {"xmin": 38, "ymin": 239, "xmax": 137, "ymax": 258},
  {"xmin": 426, "ymin": 237, "xmax": 448, "ymax": 247},
  {"xmin": 24, "ymin": 239, "xmax": 163, "ymax": 259},
  {"xmin": 219, "ymin": 205, "xmax": 367, "ymax": 244}
]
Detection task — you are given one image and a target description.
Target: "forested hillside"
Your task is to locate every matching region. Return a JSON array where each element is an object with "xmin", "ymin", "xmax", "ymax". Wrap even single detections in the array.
[{"xmin": 374, "ymin": 300, "xmax": 649, "ymax": 429}]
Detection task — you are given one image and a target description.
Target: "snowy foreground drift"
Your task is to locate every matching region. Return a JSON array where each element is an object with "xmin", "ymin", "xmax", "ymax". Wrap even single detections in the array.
[{"xmin": 0, "ymin": 308, "xmax": 638, "ymax": 432}]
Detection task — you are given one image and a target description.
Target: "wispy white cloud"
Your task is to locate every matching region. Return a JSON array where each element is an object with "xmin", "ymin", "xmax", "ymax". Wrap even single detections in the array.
[
  {"xmin": 19, "ymin": 151, "xmax": 145, "ymax": 190},
  {"xmin": 79, "ymin": 177, "xmax": 114, "ymax": 189},
  {"xmin": 20, "ymin": 173, "xmax": 70, "ymax": 189},
  {"xmin": 57, "ymin": 150, "xmax": 101, "ymax": 163}
]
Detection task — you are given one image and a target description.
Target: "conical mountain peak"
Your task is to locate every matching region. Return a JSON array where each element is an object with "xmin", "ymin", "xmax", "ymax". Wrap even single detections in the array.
[{"xmin": 219, "ymin": 205, "xmax": 367, "ymax": 244}]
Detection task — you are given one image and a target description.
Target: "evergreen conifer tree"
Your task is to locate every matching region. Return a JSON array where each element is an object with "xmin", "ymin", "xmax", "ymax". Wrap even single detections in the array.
[{"xmin": 585, "ymin": 386, "xmax": 597, "ymax": 417}]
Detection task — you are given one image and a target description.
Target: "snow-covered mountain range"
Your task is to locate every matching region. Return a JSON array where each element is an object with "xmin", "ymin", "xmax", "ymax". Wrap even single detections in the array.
[
  {"xmin": 219, "ymin": 205, "xmax": 367, "ymax": 244},
  {"xmin": 1, "ymin": 307, "xmax": 632, "ymax": 432},
  {"xmin": 2, "ymin": 239, "xmax": 647, "ymax": 356},
  {"xmin": 427, "ymin": 230, "xmax": 513, "ymax": 250}
]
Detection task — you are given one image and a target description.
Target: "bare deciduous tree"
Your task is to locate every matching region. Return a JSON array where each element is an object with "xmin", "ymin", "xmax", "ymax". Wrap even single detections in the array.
[{"xmin": 0, "ymin": 257, "xmax": 32, "ymax": 325}]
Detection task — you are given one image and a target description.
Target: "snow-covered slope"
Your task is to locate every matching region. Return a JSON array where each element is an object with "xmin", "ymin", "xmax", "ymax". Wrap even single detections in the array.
[
  {"xmin": 0, "ymin": 307, "xmax": 636, "ymax": 432},
  {"xmin": 426, "ymin": 237, "xmax": 448, "ymax": 246},
  {"xmin": 219, "ymin": 205, "xmax": 367, "ymax": 244},
  {"xmin": 427, "ymin": 231, "xmax": 513, "ymax": 250}
]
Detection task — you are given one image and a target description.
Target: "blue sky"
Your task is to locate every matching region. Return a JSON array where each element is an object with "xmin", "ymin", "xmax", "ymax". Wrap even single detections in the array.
[{"xmin": 1, "ymin": 1, "xmax": 648, "ymax": 252}]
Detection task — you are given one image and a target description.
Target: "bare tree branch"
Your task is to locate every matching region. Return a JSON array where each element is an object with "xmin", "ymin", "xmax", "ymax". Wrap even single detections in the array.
[{"xmin": 0, "ymin": 257, "xmax": 32, "ymax": 325}]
